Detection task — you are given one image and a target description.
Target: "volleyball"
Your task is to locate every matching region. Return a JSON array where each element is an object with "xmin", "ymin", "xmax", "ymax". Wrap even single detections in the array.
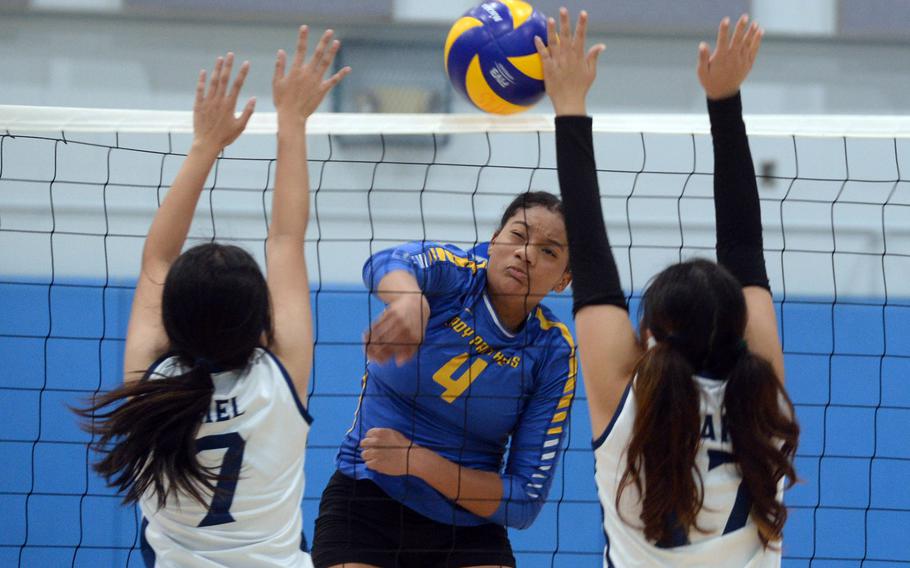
[{"xmin": 444, "ymin": 1, "xmax": 548, "ymax": 114}]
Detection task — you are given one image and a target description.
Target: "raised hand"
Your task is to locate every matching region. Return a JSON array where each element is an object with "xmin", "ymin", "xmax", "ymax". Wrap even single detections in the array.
[
  {"xmin": 273, "ymin": 26, "xmax": 351, "ymax": 125},
  {"xmin": 193, "ymin": 53, "xmax": 255, "ymax": 150},
  {"xmin": 534, "ymin": 7, "xmax": 605, "ymax": 116},
  {"xmin": 698, "ymin": 15, "xmax": 763, "ymax": 101}
]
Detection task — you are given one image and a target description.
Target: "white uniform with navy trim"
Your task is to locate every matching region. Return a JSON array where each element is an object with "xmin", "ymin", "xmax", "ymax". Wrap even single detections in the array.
[
  {"xmin": 139, "ymin": 348, "xmax": 313, "ymax": 568},
  {"xmin": 593, "ymin": 374, "xmax": 781, "ymax": 568}
]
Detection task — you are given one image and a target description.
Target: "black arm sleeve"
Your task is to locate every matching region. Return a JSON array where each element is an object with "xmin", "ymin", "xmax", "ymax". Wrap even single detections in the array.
[
  {"xmin": 555, "ymin": 116, "xmax": 627, "ymax": 314},
  {"xmin": 709, "ymin": 92, "xmax": 771, "ymax": 291}
]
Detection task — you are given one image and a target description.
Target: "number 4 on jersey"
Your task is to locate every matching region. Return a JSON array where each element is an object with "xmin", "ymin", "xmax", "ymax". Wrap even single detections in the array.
[{"xmin": 432, "ymin": 353, "xmax": 489, "ymax": 403}]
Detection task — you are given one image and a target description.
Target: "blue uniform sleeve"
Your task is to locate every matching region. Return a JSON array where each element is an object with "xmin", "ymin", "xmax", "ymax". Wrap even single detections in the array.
[
  {"xmin": 362, "ymin": 241, "xmax": 486, "ymax": 299},
  {"xmin": 489, "ymin": 322, "xmax": 577, "ymax": 529}
]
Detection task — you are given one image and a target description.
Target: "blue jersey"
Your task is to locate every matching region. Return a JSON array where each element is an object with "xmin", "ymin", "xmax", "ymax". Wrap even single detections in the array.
[{"xmin": 337, "ymin": 241, "xmax": 577, "ymax": 529}]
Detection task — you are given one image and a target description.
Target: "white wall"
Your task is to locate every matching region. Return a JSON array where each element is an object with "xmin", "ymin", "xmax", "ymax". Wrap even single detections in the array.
[
  {"xmin": 2, "ymin": 12, "xmax": 910, "ymax": 114},
  {"xmin": 751, "ymin": 0, "xmax": 837, "ymax": 36},
  {"xmin": 1, "ymin": 12, "xmax": 909, "ymax": 298}
]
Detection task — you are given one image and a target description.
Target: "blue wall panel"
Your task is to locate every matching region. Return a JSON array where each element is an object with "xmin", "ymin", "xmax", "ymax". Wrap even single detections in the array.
[{"xmin": 0, "ymin": 281, "xmax": 907, "ymax": 565}]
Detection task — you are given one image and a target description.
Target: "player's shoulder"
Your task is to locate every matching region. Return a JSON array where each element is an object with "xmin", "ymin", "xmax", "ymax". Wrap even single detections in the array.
[
  {"xmin": 144, "ymin": 351, "xmax": 182, "ymax": 380},
  {"xmin": 387, "ymin": 241, "xmax": 482, "ymax": 268},
  {"xmin": 256, "ymin": 347, "xmax": 314, "ymax": 424},
  {"xmin": 466, "ymin": 241, "xmax": 489, "ymax": 260},
  {"xmin": 531, "ymin": 304, "xmax": 575, "ymax": 354},
  {"xmin": 405, "ymin": 244, "xmax": 489, "ymax": 296},
  {"xmin": 248, "ymin": 347, "xmax": 295, "ymax": 388},
  {"xmin": 532, "ymin": 304, "xmax": 571, "ymax": 339},
  {"xmin": 525, "ymin": 306, "xmax": 577, "ymax": 393},
  {"xmin": 426, "ymin": 242, "xmax": 487, "ymax": 269}
]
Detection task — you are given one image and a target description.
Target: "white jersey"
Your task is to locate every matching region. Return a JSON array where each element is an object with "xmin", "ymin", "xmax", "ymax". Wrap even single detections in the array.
[
  {"xmin": 593, "ymin": 374, "xmax": 781, "ymax": 568},
  {"xmin": 139, "ymin": 348, "xmax": 313, "ymax": 568}
]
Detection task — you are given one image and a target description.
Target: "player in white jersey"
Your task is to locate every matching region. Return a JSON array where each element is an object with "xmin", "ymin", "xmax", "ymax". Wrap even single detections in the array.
[
  {"xmin": 76, "ymin": 26, "xmax": 350, "ymax": 567},
  {"xmin": 536, "ymin": 10, "xmax": 800, "ymax": 567}
]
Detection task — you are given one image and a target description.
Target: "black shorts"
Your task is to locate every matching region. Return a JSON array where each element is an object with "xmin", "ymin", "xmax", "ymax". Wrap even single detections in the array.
[{"xmin": 311, "ymin": 471, "xmax": 516, "ymax": 568}]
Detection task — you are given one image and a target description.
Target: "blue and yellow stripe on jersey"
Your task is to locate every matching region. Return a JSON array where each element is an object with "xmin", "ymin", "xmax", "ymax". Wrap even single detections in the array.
[
  {"xmin": 527, "ymin": 308, "xmax": 576, "ymax": 495},
  {"xmin": 422, "ymin": 246, "xmax": 487, "ymax": 274}
]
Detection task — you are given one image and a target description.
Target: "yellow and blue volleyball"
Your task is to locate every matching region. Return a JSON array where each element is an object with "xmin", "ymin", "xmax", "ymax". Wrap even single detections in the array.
[{"xmin": 444, "ymin": 1, "xmax": 548, "ymax": 115}]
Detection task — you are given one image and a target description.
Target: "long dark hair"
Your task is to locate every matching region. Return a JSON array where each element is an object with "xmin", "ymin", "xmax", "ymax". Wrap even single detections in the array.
[
  {"xmin": 617, "ymin": 259, "xmax": 799, "ymax": 546},
  {"xmin": 75, "ymin": 243, "xmax": 273, "ymax": 508}
]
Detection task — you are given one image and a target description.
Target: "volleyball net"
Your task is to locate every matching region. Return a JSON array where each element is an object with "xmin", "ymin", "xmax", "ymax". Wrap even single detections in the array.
[{"xmin": 0, "ymin": 105, "xmax": 908, "ymax": 567}]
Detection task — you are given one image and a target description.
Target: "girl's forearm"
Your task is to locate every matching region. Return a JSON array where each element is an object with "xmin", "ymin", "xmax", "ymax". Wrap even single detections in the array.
[
  {"xmin": 410, "ymin": 445, "xmax": 503, "ymax": 518},
  {"xmin": 270, "ymin": 121, "xmax": 310, "ymax": 241},
  {"xmin": 143, "ymin": 140, "xmax": 220, "ymax": 266}
]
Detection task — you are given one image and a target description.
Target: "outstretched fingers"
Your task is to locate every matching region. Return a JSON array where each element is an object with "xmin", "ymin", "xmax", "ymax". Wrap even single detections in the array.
[
  {"xmin": 559, "ymin": 6, "xmax": 571, "ymax": 42},
  {"xmin": 748, "ymin": 26, "xmax": 764, "ymax": 61},
  {"xmin": 696, "ymin": 41, "xmax": 711, "ymax": 84},
  {"xmin": 585, "ymin": 42, "xmax": 605, "ymax": 68},
  {"xmin": 194, "ymin": 69, "xmax": 206, "ymax": 109},
  {"xmin": 697, "ymin": 14, "xmax": 762, "ymax": 101},
  {"xmin": 574, "ymin": 10, "xmax": 588, "ymax": 53},
  {"xmin": 291, "ymin": 25, "xmax": 309, "ymax": 69},
  {"xmin": 229, "ymin": 61, "xmax": 251, "ymax": 105},
  {"xmin": 730, "ymin": 14, "xmax": 750, "ymax": 49},
  {"xmin": 534, "ymin": 35, "xmax": 550, "ymax": 62},
  {"xmin": 741, "ymin": 21, "xmax": 758, "ymax": 52},
  {"xmin": 217, "ymin": 52, "xmax": 234, "ymax": 99},
  {"xmin": 715, "ymin": 17, "xmax": 730, "ymax": 54},
  {"xmin": 208, "ymin": 56, "xmax": 224, "ymax": 100},
  {"xmin": 322, "ymin": 65, "xmax": 351, "ymax": 92},
  {"xmin": 546, "ymin": 16, "xmax": 558, "ymax": 53},
  {"xmin": 192, "ymin": 51, "xmax": 255, "ymax": 148},
  {"xmin": 236, "ymin": 97, "xmax": 256, "ymax": 130},
  {"xmin": 273, "ymin": 49, "xmax": 287, "ymax": 85},
  {"xmin": 309, "ymin": 29, "xmax": 334, "ymax": 73},
  {"xmin": 697, "ymin": 40, "xmax": 710, "ymax": 68},
  {"xmin": 317, "ymin": 38, "xmax": 341, "ymax": 79}
]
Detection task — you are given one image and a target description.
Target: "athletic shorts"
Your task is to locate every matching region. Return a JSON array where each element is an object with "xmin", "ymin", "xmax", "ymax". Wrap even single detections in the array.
[{"xmin": 311, "ymin": 470, "xmax": 516, "ymax": 568}]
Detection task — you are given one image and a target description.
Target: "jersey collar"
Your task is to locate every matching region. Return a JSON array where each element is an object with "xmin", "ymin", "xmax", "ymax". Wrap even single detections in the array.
[{"xmin": 482, "ymin": 291, "xmax": 534, "ymax": 339}]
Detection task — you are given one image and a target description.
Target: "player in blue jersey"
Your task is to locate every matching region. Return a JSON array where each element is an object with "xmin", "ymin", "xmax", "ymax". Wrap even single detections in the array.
[
  {"xmin": 76, "ymin": 27, "xmax": 350, "ymax": 567},
  {"xmin": 537, "ymin": 9, "xmax": 799, "ymax": 566},
  {"xmin": 311, "ymin": 190, "xmax": 577, "ymax": 567}
]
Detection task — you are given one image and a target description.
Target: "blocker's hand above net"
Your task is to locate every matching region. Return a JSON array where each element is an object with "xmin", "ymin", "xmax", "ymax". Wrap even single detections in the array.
[
  {"xmin": 697, "ymin": 14, "xmax": 764, "ymax": 101},
  {"xmin": 192, "ymin": 52, "xmax": 255, "ymax": 151},
  {"xmin": 534, "ymin": 7, "xmax": 605, "ymax": 117},
  {"xmin": 272, "ymin": 25, "xmax": 351, "ymax": 125}
]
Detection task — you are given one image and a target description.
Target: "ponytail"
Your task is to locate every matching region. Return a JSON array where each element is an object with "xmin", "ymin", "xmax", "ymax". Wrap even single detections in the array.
[
  {"xmin": 724, "ymin": 350, "xmax": 799, "ymax": 546},
  {"xmin": 618, "ymin": 341, "xmax": 705, "ymax": 545},
  {"xmin": 75, "ymin": 359, "xmax": 218, "ymax": 508},
  {"xmin": 619, "ymin": 341, "xmax": 799, "ymax": 547},
  {"xmin": 77, "ymin": 243, "xmax": 272, "ymax": 509},
  {"xmin": 624, "ymin": 258, "xmax": 799, "ymax": 546}
]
